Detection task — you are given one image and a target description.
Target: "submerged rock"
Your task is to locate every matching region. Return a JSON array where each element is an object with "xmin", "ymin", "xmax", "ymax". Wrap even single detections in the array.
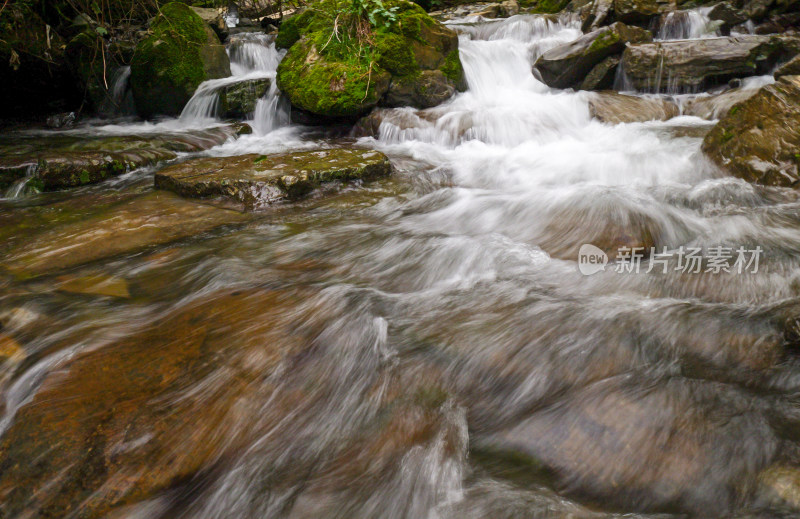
[
  {"xmin": 0, "ymin": 191, "xmax": 251, "ymax": 278},
  {"xmin": 621, "ymin": 35, "xmax": 796, "ymax": 92},
  {"xmin": 275, "ymin": 0, "xmax": 465, "ymax": 118},
  {"xmin": 0, "ymin": 287, "xmax": 311, "ymax": 518},
  {"xmin": 533, "ymin": 22, "xmax": 652, "ymax": 90},
  {"xmin": 154, "ymin": 148, "xmax": 393, "ymax": 208},
  {"xmin": 702, "ymin": 75, "xmax": 800, "ymax": 187},
  {"xmin": 474, "ymin": 377, "xmax": 778, "ymax": 515},
  {"xmin": 587, "ymin": 91, "xmax": 679, "ymax": 123},
  {"xmin": 130, "ymin": 2, "xmax": 231, "ymax": 118}
]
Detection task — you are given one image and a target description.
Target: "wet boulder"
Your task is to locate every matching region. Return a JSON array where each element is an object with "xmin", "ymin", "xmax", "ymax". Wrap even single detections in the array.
[
  {"xmin": 614, "ymin": 0, "xmax": 675, "ymax": 25},
  {"xmin": 702, "ymin": 75, "xmax": 800, "ymax": 187},
  {"xmin": 384, "ymin": 70, "xmax": 458, "ymax": 109},
  {"xmin": 587, "ymin": 91, "xmax": 679, "ymax": 123},
  {"xmin": 130, "ymin": 2, "xmax": 231, "ymax": 118},
  {"xmin": 154, "ymin": 148, "xmax": 393, "ymax": 208},
  {"xmin": 620, "ymin": 35, "xmax": 796, "ymax": 92},
  {"xmin": 775, "ymin": 54, "xmax": 800, "ymax": 78},
  {"xmin": 580, "ymin": 55, "xmax": 620, "ymax": 90},
  {"xmin": 581, "ymin": 0, "xmax": 614, "ymax": 32},
  {"xmin": 218, "ymin": 77, "xmax": 271, "ymax": 118},
  {"xmin": 533, "ymin": 22, "xmax": 652, "ymax": 90},
  {"xmin": 275, "ymin": 0, "xmax": 465, "ymax": 118},
  {"xmin": 681, "ymin": 84, "xmax": 763, "ymax": 119},
  {"xmin": 707, "ymin": 2, "xmax": 749, "ymax": 33}
]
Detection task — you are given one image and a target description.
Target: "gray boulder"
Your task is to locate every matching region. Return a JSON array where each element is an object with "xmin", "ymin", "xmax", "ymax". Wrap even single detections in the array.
[
  {"xmin": 533, "ymin": 22, "xmax": 652, "ymax": 90},
  {"xmin": 620, "ymin": 35, "xmax": 796, "ymax": 93}
]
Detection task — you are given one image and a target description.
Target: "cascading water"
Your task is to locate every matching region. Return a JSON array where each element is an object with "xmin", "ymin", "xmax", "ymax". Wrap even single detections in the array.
[
  {"xmin": 180, "ymin": 33, "xmax": 287, "ymax": 133},
  {"xmin": 656, "ymin": 7, "xmax": 720, "ymax": 40}
]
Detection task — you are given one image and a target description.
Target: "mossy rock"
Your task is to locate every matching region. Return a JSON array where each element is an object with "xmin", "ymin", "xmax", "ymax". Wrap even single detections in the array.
[
  {"xmin": 130, "ymin": 2, "xmax": 231, "ymax": 118},
  {"xmin": 275, "ymin": 0, "xmax": 465, "ymax": 117},
  {"xmin": 277, "ymin": 39, "xmax": 392, "ymax": 118},
  {"xmin": 154, "ymin": 147, "xmax": 393, "ymax": 208}
]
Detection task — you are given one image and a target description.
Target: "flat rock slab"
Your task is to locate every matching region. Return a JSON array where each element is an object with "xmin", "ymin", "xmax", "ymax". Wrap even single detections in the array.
[
  {"xmin": 0, "ymin": 126, "xmax": 239, "ymax": 191},
  {"xmin": 1, "ymin": 191, "xmax": 251, "ymax": 278},
  {"xmin": 154, "ymin": 148, "xmax": 393, "ymax": 209}
]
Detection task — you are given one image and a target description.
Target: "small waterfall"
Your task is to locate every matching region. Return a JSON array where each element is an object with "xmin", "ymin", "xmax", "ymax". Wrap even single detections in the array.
[
  {"xmin": 656, "ymin": 8, "xmax": 720, "ymax": 40},
  {"xmin": 180, "ymin": 34, "xmax": 287, "ymax": 128},
  {"xmin": 228, "ymin": 33, "xmax": 283, "ymax": 76},
  {"xmin": 253, "ymin": 81, "xmax": 290, "ymax": 135},
  {"xmin": 99, "ymin": 65, "xmax": 135, "ymax": 117},
  {"xmin": 2, "ymin": 165, "xmax": 37, "ymax": 199}
]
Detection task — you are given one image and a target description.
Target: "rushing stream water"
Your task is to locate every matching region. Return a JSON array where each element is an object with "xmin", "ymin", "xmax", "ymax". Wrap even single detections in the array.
[{"xmin": 3, "ymin": 13, "xmax": 800, "ymax": 519}]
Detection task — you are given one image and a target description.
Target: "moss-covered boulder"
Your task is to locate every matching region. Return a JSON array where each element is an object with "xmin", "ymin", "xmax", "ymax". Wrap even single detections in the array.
[
  {"xmin": 533, "ymin": 22, "xmax": 652, "ymax": 90},
  {"xmin": 154, "ymin": 148, "xmax": 393, "ymax": 208},
  {"xmin": 702, "ymin": 75, "xmax": 800, "ymax": 187},
  {"xmin": 130, "ymin": 2, "xmax": 231, "ymax": 118},
  {"xmin": 275, "ymin": 0, "xmax": 465, "ymax": 118}
]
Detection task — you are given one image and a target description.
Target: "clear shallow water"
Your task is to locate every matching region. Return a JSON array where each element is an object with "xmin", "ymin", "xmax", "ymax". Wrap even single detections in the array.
[{"xmin": 3, "ymin": 14, "xmax": 800, "ymax": 519}]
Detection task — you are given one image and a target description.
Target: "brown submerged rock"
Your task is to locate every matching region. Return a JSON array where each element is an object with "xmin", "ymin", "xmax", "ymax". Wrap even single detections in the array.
[
  {"xmin": 0, "ymin": 191, "xmax": 251, "ymax": 278},
  {"xmin": 155, "ymin": 148, "xmax": 393, "ymax": 208},
  {"xmin": 702, "ymin": 75, "xmax": 800, "ymax": 187},
  {"xmin": 588, "ymin": 91, "xmax": 679, "ymax": 123},
  {"xmin": 533, "ymin": 22, "xmax": 652, "ymax": 90},
  {"xmin": 0, "ymin": 288, "xmax": 312, "ymax": 519}
]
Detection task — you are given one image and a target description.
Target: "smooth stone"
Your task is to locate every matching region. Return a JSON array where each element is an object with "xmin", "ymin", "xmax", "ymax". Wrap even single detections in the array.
[{"xmin": 154, "ymin": 148, "xmax": 393, "ymax": 208}]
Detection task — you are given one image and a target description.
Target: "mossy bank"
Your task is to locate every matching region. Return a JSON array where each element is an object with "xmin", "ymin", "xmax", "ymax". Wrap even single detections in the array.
[{"xmin": 130, "ymin": 2, "xmax": 231, "ymax": 118}]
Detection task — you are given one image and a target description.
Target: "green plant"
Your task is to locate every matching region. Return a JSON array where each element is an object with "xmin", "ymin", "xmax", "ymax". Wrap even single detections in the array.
[{"xmin": 349, "ymin": 0, "xmax": 399, "ymax": 30}]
